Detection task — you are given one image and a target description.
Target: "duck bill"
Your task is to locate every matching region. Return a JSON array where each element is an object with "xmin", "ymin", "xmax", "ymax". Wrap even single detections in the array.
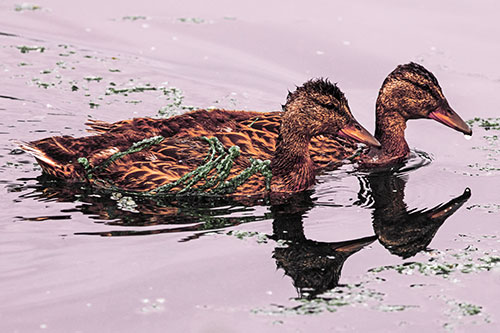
[
  {"xmin": 426, "ymin": 187, "xmax": 472, "ymax": 220},
  {"xmin": 338, "ymin": 122, "xmax": 381, "ymax": 147},
  {"xmin": 428, "ymin": 102, "xmax": 472, "ymax": 135},
  {"xmin": 331, "ymin": 235, "xmax": 378, "ymax": 254}
]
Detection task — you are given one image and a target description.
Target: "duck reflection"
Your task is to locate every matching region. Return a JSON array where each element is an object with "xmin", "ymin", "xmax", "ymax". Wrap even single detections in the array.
[
  {"xmin": 13, "ymin": 176, "xmax": 272, "ymax": 237},
  {"xmin": 357, "ymin": 171, "xmax": 471, "ymax": 258},
  {"xmin": 15, "ymin": 165, "xmax": 472, "ymax": 298},
  {"xmin": 269, "ymin": 192, "xmax": 376, "ymax": 298},
  {"xmin": 268, "ymin": 172, "xmax": 471, "ymax": 298}
]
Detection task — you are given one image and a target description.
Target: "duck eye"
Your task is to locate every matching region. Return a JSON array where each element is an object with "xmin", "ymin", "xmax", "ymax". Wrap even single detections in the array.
[{"xmin": 318, "ymin": 101, "xmax": 336, "ymax": 109}]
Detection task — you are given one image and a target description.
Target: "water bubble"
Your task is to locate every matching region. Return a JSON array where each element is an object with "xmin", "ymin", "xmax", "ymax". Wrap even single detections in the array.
[{"xmin": 464, "ymin": 134, "xmax": 472, "ymax": 140}]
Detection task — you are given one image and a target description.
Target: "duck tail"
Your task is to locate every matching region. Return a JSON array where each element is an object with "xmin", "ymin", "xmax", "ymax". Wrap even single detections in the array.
[
  {"xmin": 85, "ymin": 119, "xmax": 113, "ymax": 133},
  {"xmin": 13, "ymin": 140, "xmax": 60, "ymax": 168},
  {"xmin": 12, "ymin": 139, "xmax": 80, "ymax": 180}
]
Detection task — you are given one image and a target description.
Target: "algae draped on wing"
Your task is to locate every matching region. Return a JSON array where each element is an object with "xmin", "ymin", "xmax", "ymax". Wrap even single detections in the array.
[{"xmin": 78, "ymin": 136, "xmax": 272, "ymax": 196}]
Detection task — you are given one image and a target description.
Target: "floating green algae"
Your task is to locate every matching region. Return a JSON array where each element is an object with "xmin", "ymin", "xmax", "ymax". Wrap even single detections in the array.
[
  {"xmin": 467, "ymin": 117, "xmax": 500, "ymax": 130},
  {"xmin": 457, "ymin": 302, "xmax": 482, "ymax": 316},
  {"xmin": 252, "ymin": 245, "xmax": 498, "ymax": 318},
  {"xmin": 177, "ymin": 17, "xmax": 205, "ymax": 24},
  {"xmin": 466, "ymin": 118, "xmax": 499, "ymax": 174},
  {"xmin": 253, "ymin": 283, "xmax": 387, "ymax": 315},
  {"xmin": 105, "ymin": 85, "xmax": 157, "ymax": 95},
  {"xmin": 122, "ymin": 16, "xmax": 148, "ymax": 21},
  {"xmin": 377, "ymin": 304, "xmax": 419, "ymax": 312},
  {"xmin": 16, "ymin": 45, "xmax": 45, "ymax": 53},
  {"xmin": 84, "ymin": 76, "xmax": 103, "ymax": 82},
  {"xmin": 226, "ymin": 230, "xmax": 269, "ymax": 243},
  {"xmin": 109, "ymin": 192, "xmax": 139, "ymax": 213},
  {"xmin": 14, "ymin": 3, "xmax": 41, "ymax": 11},
  {"xmin": 368, "ymin": 247, "xmax": 500, "ymax": 278},
  {"xmin": 440, "ymin": 297, "xmax": 491, "ymax": 331}
]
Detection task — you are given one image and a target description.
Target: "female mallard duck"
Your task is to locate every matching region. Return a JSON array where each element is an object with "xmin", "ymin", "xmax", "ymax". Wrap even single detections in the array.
[
  {"xmin": 354, "ymin": 62, "xmax": 472, "ymax": 167},
  {"xmin": 19, "ymin": 79, "xmax": 380, "ymax": 197},
  {"xmin": 90, "ymin": 63, "xmax": 470, "ymax": 169},
  {"xmin": 261, "ymin": 62, "xmax": 472, "ymax": 167}
]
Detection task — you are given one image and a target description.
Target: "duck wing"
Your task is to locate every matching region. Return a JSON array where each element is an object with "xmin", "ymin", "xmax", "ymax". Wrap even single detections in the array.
[
  {"xmin": 90, "ymin": 131, "xmax": 274, "ymax": 195},
  {"xmin": 85, "ymin": 109, "xmax": 263, "ymax": 136}
]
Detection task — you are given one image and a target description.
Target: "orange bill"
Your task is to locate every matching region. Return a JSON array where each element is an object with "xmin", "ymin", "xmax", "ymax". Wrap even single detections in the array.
[
  {"xmin": 428, "ymin": 101, "xmax": 472, "ymax": 135},
  {"xmin": 427, "ymin": 187, "xmax": 471, "ymax": 220},
  {"xmin": 338, "ymin": 121, "xmax": 381, "ymax": 147},
  {"xmin": 331, "ymin": 235, "xmax": 378, "ymax": 253}
]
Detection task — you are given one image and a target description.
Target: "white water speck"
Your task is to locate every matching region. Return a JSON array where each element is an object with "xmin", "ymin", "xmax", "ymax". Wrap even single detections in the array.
[
  {"xmin": 343, "ymin": 40, "xmax": 351, "ymax": 46},
  {"xmin": 464, "ymin": 134, "xmax": 472, "ymax": 140}
]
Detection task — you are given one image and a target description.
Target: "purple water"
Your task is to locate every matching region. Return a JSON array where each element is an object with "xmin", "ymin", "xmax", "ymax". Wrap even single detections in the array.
[{"xmin": 1, "ymin": 1, "xmax": 499, "ymax": 332}]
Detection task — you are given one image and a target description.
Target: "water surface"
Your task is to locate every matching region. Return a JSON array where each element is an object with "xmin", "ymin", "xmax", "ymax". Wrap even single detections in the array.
[{"xmin": 1, "ymin": 1, "xmax": 499, "ymax": 332}]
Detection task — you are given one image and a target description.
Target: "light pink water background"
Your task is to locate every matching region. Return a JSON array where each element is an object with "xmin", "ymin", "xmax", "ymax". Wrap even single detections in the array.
[{"xmin": 1, "ymin": 1, "xmax": 499, "ymax": 332}]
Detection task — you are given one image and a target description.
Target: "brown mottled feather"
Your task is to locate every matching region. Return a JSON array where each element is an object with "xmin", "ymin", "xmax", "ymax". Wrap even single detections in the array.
[
  {"xmin": 86, "ymin": 111, "xmax": 354, "ymax": 170},
  {"xmin": 20, "ymin": 78, "xmax": 382, "ymax": 196},
  {"xmin": 83, "ymin": 63, "xmax": 468, "ymax": 169}
]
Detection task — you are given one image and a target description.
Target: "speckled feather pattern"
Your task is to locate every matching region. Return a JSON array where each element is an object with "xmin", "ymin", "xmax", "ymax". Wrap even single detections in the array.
[{"xmin": 24, "ymin": 79, "xmax": 361, "ymax": 196}]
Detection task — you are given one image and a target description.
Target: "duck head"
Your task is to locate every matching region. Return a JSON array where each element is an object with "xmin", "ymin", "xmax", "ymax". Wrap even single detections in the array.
[
  {"xmin": 376, "ymin": 62, "xmax": 472, "ymax": 135},
  {"xmin": 271, "ymin": 79, "xmax": 380, "ymax": 192},
  {"xmin": 281, "ymin": 78, "xmax": 381, "ymax": 147}
]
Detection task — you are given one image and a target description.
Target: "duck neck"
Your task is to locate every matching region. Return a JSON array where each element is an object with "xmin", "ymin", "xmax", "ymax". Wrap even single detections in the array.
[
  {"xmin": 374, "ymin": 107, "xmax": 410, "ymax": 160},
  {"xmin": 271, "ymin": 126, "xmax": 316, "ymax": 193}
]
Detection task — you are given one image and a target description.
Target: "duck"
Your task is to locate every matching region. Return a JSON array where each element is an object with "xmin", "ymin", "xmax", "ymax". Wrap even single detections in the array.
[
  {"xmin": 355, "ymin": 62, "xmax": 472, "ymax": 167},
  {"xmin": 18, "ymin": 79, "xmax": 380, "ymax": 197},
  {"xmin": 89, "ymin": 63, "xmax": 471, "ymax": 169}
]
